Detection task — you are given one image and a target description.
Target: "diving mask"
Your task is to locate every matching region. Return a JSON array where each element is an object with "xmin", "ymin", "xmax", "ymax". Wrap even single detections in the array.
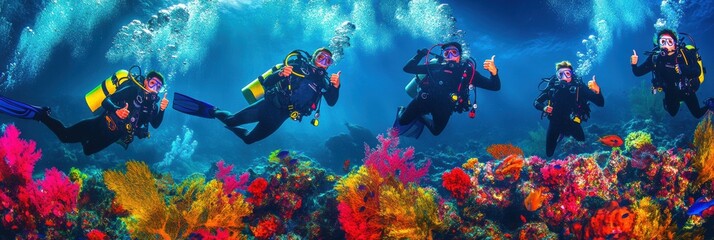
[
  {"xmin": 443, "ymin": 47, "xmax": 460, "ymax": 60},
  {"xmin": 315, "ymin": 51, "xmax": 333, "ymax": 68},
  {"xmin": 147, "ymin": 77, "xmax": 163, "ymax": 93},
  {"xmin": 659, "ymin": 36, "xmax": 676, "ymax": 54},
  {"xmin": 557, "ymin": 69, "xmax": 572, "ymax": 81}
]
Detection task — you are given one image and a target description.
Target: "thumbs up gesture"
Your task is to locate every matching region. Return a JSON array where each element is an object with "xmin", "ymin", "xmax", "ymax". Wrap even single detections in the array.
[
  {"xmin": 160, "ymin": 93, "xmax": 169, "ymax": 111},
  {"xmin": 279, "ymin": 65, "xmax": 294, "ymax": 77},
  {"xmin": 330, "ymin": 71, "xmax": 341, "ymax": 88},
  {"xmin": 588, "ymin": 75, "xmax": 600, "ymax": 94},
  {"xmin": 631, "ymin": 50, "xmax": 638, "ymax": 65},
  {"xmin": 116, "ymin": 103, "xmax": 130, "ymax": 119},
  {"xmin": 483, "ymin": 55, "xmax": 498, "ymax": 75}
]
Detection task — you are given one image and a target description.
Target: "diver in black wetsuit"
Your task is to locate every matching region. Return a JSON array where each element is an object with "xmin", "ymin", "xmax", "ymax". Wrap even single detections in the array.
[
  {"xmin": 534, "ymin": 61, "xmax": 604, "ymax": 157},
  {"xmin": 631, "ymin": 29, "xmax": 713, "ymax": 118},
  {"xmin": 213, "ymin": 48, "xmax": 341, "ymax": 144},
  {"xmin": 397, "ymin": 42, "xmax": 500, "ymax": 136},
  {"xmin": 2, "ymin": 71, "xmax": 168, "ymax": 155}
]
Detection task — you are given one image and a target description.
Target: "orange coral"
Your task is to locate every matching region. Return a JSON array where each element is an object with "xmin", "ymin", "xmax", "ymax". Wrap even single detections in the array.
[
  {"xmin": 693, "ymin": 116, "xmax": 714, "ymax": 186},
  {"xmin": 487, "ymin": 144, "xmax": 523, "ymax": 160},
  {"xmin": 524, "ymin": 187, "xmax": 547, "ymax": 212},
  {"xmin": 585, "ymin": 201, "xmax": 634, "ymax": 239},
  {"xmin": 495, "ymin": 155, "xmax": 524, "ymax": 181}
]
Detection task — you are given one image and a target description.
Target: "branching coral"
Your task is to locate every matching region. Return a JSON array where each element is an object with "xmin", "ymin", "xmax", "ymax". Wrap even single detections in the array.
[
  {"xmin": 631, "ymin": 197, "xmax": 675, "ymax": 239},
  {"xmin": 335, "ymin": 166, "xmax": 384, "ymax": 240},
  {"xmin": 105, "ymin": 161, "xmax": 252, "ymax": 239},
  {"xmin": 379, "ymin": 183, "xmax": 443, "ymax": 239},
  {"xmin": 363, "ymin": 129, "xmax": 430, "ymax": 185},
  {"xmin": 693, "ymin": 116, "xmax": 714, "ymax": 186},
  {"xmin": 104, "ymin": 161, "xmax": 172, "ymax": 239},
  {"xmin": 486, "ymin": 143, "xmax": 523, "ymax": 160}
]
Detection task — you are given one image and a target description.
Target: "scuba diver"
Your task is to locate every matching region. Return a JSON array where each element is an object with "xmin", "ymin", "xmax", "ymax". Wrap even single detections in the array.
[
  {"xmin": 0, "ymin": 69, "xmax": 169, "ymax": 155},
  {"xmin": 631, "ymin": 28, "xmax": 713, "ymax": 118},
  {"xmin": 534, "ymin": 61, "xmax": 604, "ymax": 157},
  {"xmin": 395, "ymin": 42, "xmax": 500, "ymax": 138},
  {"xmin": 173, "ymin": 48, "xmax": 340, "ymax": 144}
]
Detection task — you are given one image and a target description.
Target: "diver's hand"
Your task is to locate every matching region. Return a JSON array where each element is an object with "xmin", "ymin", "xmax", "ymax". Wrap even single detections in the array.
[
  {"xmin": 588, "ymin": 75, "xmax": 600, "ymax": 94},
  {"xmin": 116, "ymin": 103, "xmax": 129, "ymax": 119},
  {"xmin": 417, "ymin": 48, "xmax": 429, "ymax": 57},
  {"xmin": 631, "ymin": 50, "xmax": 638, "ymax": 65},
  {"xmin": 543, "ymin": 106, "xmax": 553, "ymax": 114},
  {"xmin": 330, "ymin": 71, "xmax": 341, "ymax": 88},
  {"xmin": 483, "ymin": 55, "xmax": 498, "ymax": 75},
  {"xmin": 160, "ymin": 93, "xmax": 169, "ymax": 111},
  {"xmin": 279, "ymin": 65, "xmax": 294, "ymax": 77}
]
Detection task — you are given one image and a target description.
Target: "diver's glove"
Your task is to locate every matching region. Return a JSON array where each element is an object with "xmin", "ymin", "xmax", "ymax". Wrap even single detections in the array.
[{"xmin": 416, "ymin": 48, "xmax": 429, "ymax": 58}]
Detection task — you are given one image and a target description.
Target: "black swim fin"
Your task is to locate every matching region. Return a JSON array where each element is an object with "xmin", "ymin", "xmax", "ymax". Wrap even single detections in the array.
[
  {"xmin": 172, "ymin": 92, "xmax": 217, "ymax": 119},
  {"xmin": 0, "ymin": 95, "xmax": 44, "ymax": 120},
  {"xmin": 393, "ymin": 106, "xmax": 424, "ymax": 139}
]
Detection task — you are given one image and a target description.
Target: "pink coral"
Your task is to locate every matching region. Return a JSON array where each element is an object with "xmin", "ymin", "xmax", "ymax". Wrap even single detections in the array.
[
  {"xmin": 363, "ymin": 129, "xmax": 430, "ymax": 185},
  {"xmin": 0, "ymin": 124, "xmax": 42, "ymax": 184},
  {"xmin": 32, "ymin": 168, "xmax": 80, "ymax": 218},
  {"xmin": 215, "ymin": 160, "xmax": 250, "ymax": 195},
  {"xmin": 540, "ymin": 160, "xmax": 567, "ymax": 187}
]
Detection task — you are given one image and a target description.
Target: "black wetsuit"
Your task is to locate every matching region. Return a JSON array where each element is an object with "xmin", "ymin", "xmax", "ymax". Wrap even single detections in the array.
[
  {"xmin": 215, "ymin": 60, "xmax": 339, "ymax": 144},
  {"xmin": 632, "ymin": 49, "xmax": 706, "ymax": 118},
  {"xmin": 534, "ymin": 77, "xmax": 604, "ymax": 157},
  {"xmin": 399, "ymin": 52, "xmax": 501, "ymax": 136},
  {"xmin": 39, "ymin": 84, "xmax": 165, "ymax": 155}
]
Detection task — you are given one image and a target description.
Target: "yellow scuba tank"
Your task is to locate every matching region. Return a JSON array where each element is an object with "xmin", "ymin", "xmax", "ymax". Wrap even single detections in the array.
[
  {"xmin": 242, "ymin": 64, "xmax": 283, "ymax": 105},
  {"xmin": 241, "ymin": 50, "xmax": 310, "ymax": 104},
  {"xmin": 685, "ymin": 45, "xmax": 705, "ymax": 84},
  {"xmin": 85, "ymin": 70, "xmax": 134, "ymax": 112}
]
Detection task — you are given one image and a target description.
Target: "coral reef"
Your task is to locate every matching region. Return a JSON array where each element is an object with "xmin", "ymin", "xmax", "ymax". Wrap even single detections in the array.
[{"xmin": 693, "ymin": 116, "xmax": 714, "ymax": 186}]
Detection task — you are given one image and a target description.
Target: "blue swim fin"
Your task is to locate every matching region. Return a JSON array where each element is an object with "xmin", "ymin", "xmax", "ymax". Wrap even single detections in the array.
[
  {"xmin": 393, "ymin": 107, "xmax": 424, "ymax": 139},
  {"xmin": 172, "ymin": 92, "xmax": 216, "ymax": 119},
  {"xmin": 0, "ymin": 95, "xmax": 44, "ymax": 120}
]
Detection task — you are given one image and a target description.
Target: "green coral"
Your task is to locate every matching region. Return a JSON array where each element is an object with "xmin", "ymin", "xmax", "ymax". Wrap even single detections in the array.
[
  {"xmin": 268, "ymin": 149, "xmax": 281, "ymax": 164},
  {"xmin": 624, "ymin": 131, "xmax": 652, "ymax": 151}
]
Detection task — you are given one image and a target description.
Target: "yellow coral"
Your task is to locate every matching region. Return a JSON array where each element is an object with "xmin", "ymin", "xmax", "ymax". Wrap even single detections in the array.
[
  {"xmin": 104, "ymin": 161, "xmax": 174, "ymax": 239},
  {"xmin": 185, "ymin": 179, "xmax": 253, "ymax": 230},
  {"xmin": 379, "ymin": 183, "xmax": 443, "ymax": 239},
  {"xmin": 693, "ymin": 116, "xmax": 714, "ymax": 186},
  {"xmin": 69, "ymin": 167, "xmax": 87, "ymax": 190},
  {"xmin": 624, "ymin": 131, "xmax": 652, "ymax": 151},
  {"xmin": 631, "ymin": 197, "xmax": 675, "ymax": 239},
  {"xmin": 105, "ymin": 161, "xmax": 252, "ymax": 239},
  {"xmin": 335, "ymin": 166, "xmax": 385, "ymax": 239},
  {"xmin": 462, "ymin": 158, "xmax": 479, "ymax": 170}
]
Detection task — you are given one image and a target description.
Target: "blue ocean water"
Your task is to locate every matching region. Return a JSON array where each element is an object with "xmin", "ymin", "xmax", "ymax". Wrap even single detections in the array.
[{"xmin": 1, "ymin": 0, "xmax": 714, "ymax": 238}]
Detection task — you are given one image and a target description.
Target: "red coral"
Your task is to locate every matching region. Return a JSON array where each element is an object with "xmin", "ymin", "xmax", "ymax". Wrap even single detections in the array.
[
  {"xmin": 364, "ymin": 129, "xmax": 430, "ymax": 185},
  {"xmin": 250, "ymin": 215, "xmax": 280, "ymax": 240},
  {"xmin": 585, "ymin": 201, "xmax": 634, "ymax": 239},
  {"xmin": 86, "ymin": 229, "xmax": 108, "ymax": 240},
  {"xmin": 442, "ymin": 167, "xmax": 471, "ymax": 202},
  {"xmin": 247, "ymin": 177, "xmax": 268, "ymax": 205},
  {"xmin": 337, "ymin": 202, "xmax": 381, "ymax": 240}
]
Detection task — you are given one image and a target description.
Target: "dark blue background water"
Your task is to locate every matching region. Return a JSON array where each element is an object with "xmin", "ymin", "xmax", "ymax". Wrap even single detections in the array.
[{"xmin": 1, "ymin": 0, "xmax": 713, "ymax": 177}]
